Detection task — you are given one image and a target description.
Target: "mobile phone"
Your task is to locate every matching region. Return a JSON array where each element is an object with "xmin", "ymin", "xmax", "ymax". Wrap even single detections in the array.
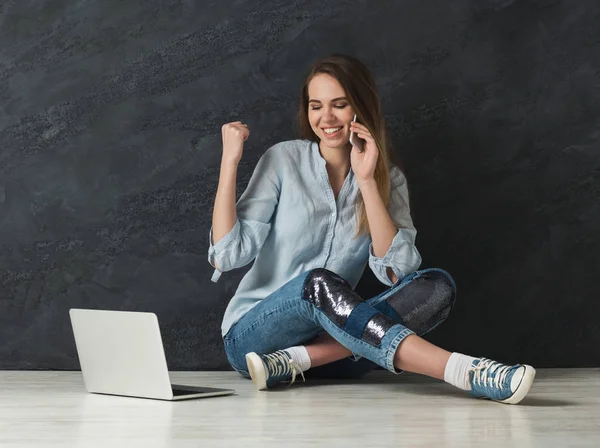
[{"xmin": 349, "ymin": 114, "xmax": 365, "ymax": 152}]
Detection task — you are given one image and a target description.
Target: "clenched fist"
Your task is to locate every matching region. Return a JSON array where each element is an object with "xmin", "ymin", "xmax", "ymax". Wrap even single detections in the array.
[{"xmin": 221, "ymin": 121, "xmax": 250, "ymax": 165}]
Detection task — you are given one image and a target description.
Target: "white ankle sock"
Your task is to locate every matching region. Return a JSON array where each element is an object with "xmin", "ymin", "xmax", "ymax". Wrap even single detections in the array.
[
  {"xmin": 444, "ymin": 352, "xmax": 478, "ymax": 391},
  {"xmin": 284, "ymin": 346, "xmax": 311, "ymax": 372}
]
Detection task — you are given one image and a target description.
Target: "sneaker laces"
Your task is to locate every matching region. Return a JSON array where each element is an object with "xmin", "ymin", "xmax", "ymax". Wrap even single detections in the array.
[
  {"xmin": 470, "ymin": 358, "xmax": 513, "ymax": 390},
  {"xmin": 263, "ymin": 351, "xmax": 306, "ymax": 386}
]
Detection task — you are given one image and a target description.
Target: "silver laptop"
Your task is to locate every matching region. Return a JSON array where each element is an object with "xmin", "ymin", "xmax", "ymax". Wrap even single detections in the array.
[{"xmin": 69, "ymin": 309, "xmax": 235, "ymax": 401}]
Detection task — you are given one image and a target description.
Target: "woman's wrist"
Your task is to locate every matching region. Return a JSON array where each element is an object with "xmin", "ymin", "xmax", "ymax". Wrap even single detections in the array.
[{"xmin": 357, "ymin": 177, "xmax": 377, "ymax": 191}]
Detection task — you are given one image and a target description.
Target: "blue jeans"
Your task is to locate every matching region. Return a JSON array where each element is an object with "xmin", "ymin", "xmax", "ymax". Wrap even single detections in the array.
[{"xmin": 223, "ymin": 267, "xmax": 456, "ymax": 379}]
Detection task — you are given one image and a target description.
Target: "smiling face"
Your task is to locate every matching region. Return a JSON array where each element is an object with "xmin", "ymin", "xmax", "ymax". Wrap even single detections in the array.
[{"xmin": 307, "ymin": 73, "xmax": 355, "ymax": 151}]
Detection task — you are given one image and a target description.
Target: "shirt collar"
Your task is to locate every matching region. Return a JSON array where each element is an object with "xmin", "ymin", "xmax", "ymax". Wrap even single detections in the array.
[{"xmin": 310, "ymin": 140, "xmax": 355, "ymax": 182}]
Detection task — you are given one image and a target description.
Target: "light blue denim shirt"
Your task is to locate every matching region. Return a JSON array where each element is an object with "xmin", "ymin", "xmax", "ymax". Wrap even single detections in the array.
[{"xmin": 209, "ymin": 139, "xmax": 422, "ymax": 336}]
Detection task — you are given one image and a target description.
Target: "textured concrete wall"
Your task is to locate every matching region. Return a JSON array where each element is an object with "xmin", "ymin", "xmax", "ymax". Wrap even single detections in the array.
[{"xmin": 1, "ymin": 0, "xmax": 599, "ymax": 370}]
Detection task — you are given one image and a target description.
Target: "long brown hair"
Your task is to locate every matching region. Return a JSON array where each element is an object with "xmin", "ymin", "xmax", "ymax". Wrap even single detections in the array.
[{"xmin": 293, "ymin": 54, "xmax": 404, "ymax": 239}]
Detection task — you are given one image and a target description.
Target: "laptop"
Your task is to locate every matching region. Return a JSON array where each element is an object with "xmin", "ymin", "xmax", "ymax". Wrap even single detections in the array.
[{"xmin": 69, "ymin": 309, "xmax": 235, "ymax": 401}]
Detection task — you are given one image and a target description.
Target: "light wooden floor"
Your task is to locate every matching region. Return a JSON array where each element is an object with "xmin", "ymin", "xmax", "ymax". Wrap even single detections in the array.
[{"xmin": 1, "ymin": 369, "xmax": 599, "ymax": 447}]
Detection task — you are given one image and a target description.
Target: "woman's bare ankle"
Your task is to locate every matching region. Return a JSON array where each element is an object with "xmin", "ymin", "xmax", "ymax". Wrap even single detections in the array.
[
  {"xmin": 304, "ymin": 333, "xmax": 353, "ymax": 368},
  {"xmin": 393, "ymin": 334, "xmax": 451, "ymax": 380}
]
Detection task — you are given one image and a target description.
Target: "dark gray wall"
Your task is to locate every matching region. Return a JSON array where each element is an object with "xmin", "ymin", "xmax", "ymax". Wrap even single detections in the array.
[{"xmin": 1, "ymin": 0, "xmax": 598, "ymax": 370}]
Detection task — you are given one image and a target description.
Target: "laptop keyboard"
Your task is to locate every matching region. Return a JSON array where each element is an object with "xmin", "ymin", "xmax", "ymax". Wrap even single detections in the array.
[
  {"xmin": 171, "ymin": 384, "xmax": 231, "ymax": 396},
  {"xmin": 172, "ymin": 388, "xmax": 195, "ymax": 396}
]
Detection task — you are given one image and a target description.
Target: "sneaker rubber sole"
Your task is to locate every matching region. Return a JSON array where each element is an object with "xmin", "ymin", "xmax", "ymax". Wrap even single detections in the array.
[{"xmin": 245, "ymin": 352, "xmax": 268, "ymax": 391}]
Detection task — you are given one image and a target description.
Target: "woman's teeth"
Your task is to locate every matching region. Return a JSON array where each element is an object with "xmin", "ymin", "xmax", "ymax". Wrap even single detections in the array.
[{"xmin": 324, "ymin": 127, "xmax": 342, "ymax": 135}]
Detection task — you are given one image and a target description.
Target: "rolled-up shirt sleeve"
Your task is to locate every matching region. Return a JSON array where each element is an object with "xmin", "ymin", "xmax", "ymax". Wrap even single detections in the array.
[
  {"xmin": 208, "ymin": 145, "xmax": 281, "ymax": 282},
  {"xmin": 368, "ymin": 166, "xmax": 422, "ymax": 286}
]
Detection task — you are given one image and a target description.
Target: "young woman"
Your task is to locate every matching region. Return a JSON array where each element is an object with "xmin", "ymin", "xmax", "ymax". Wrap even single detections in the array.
[{"xmin": 208, "ymin": 54, "xmax": 536, "ymax": 404}]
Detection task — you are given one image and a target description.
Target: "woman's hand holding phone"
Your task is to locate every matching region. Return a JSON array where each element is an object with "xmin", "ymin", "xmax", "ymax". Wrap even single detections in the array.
[
  {"xmin": 349, "ymin": 114, "xmax": 365, "ymax": 152},
  {"xmin": 349, "ymin": 115, "xmax": 378, "ymax": 183}
]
